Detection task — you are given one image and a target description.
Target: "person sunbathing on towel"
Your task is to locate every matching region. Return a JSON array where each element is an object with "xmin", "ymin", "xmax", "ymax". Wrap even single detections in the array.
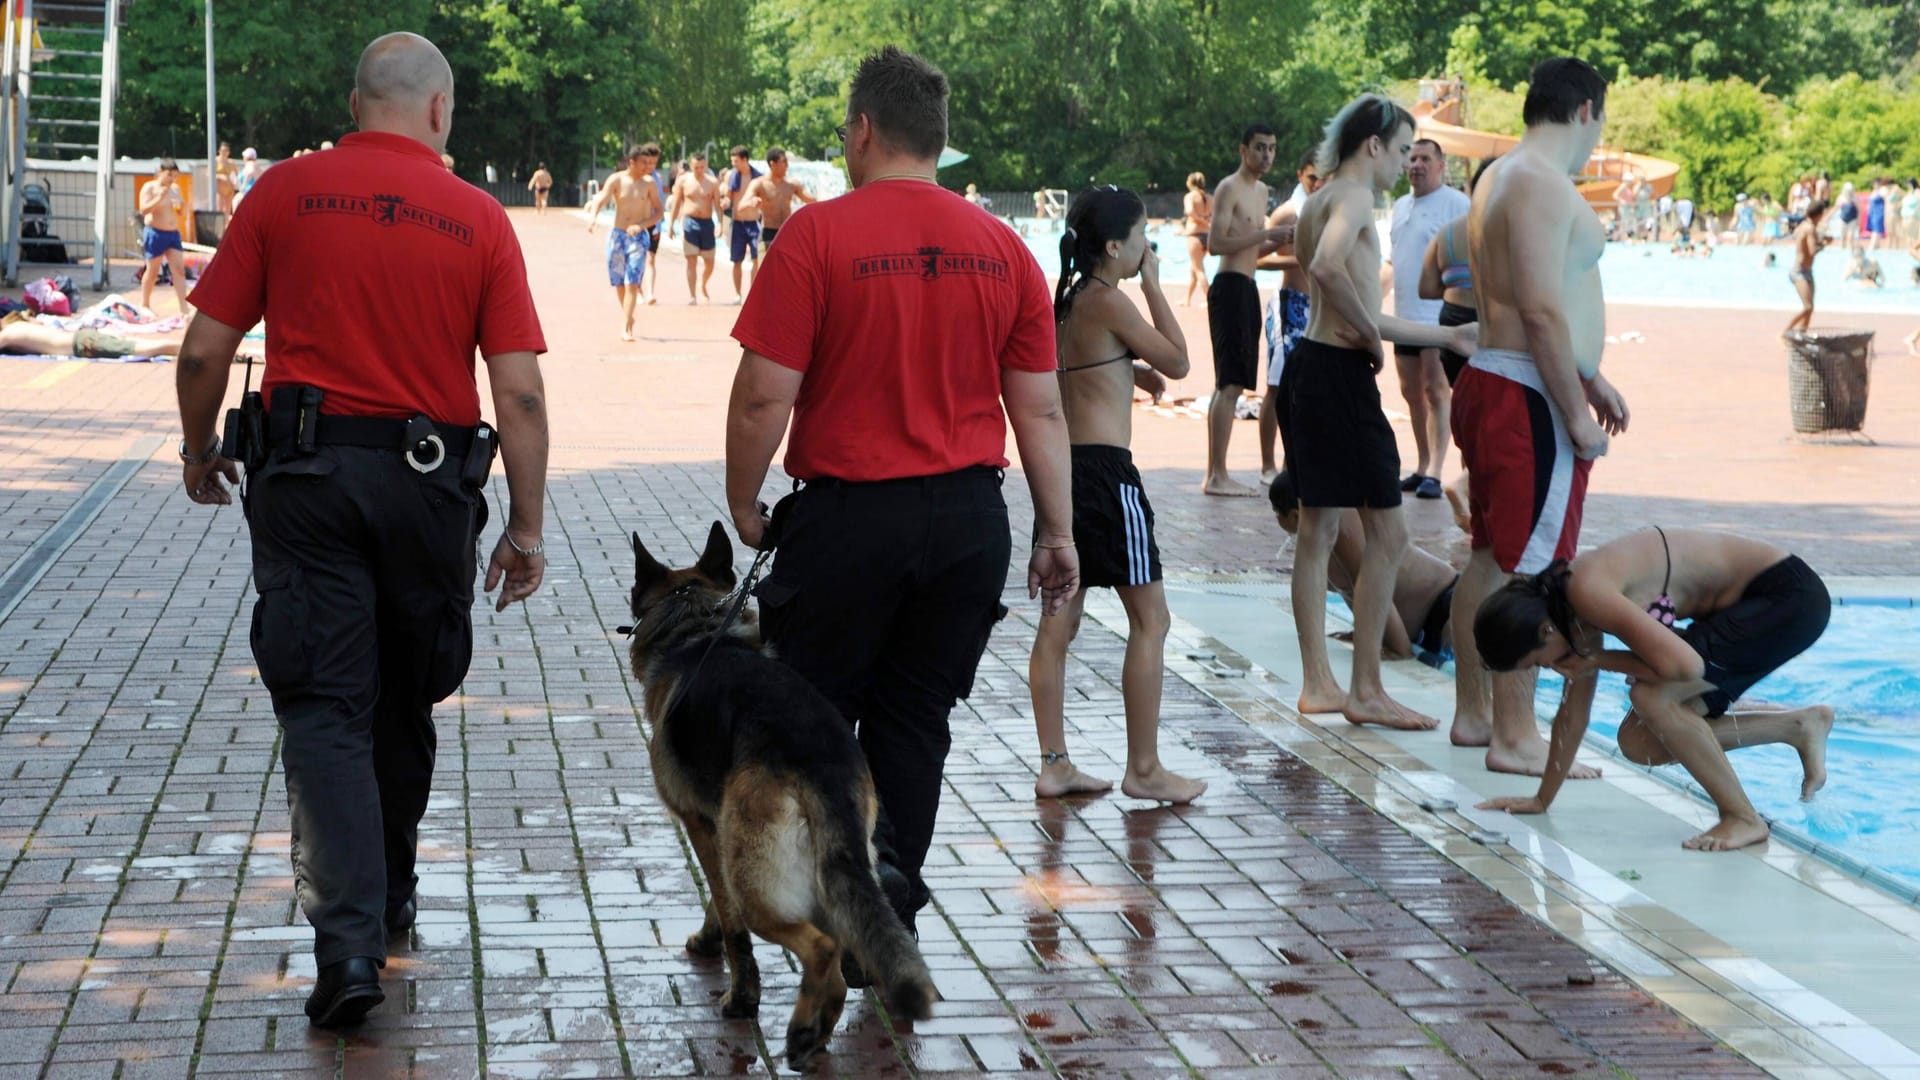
[{"xmin": 0, "ymin": 314, "xmax": 182, "ymax": 359}]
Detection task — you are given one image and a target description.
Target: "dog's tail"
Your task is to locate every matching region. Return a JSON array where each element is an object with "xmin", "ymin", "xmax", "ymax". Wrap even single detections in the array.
[{"xmin": 809, "ymin": 785, "xmax": 937, "ymax": 1021}]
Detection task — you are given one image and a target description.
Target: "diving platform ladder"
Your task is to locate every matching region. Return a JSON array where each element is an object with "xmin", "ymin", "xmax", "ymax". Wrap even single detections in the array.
[{"xmin": 2, "ymin": 0, "xmax": 126, "ymax": 289}]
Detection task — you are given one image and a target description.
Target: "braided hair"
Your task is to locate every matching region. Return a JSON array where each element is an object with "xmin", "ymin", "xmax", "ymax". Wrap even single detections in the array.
[
  {"xmin": 1053, "ymin": 186, "xmax": 1146, "ymax": 321},
  {"xmin": 1473, "ymin": 560, "xmax": 1586, "ymax": 671}
]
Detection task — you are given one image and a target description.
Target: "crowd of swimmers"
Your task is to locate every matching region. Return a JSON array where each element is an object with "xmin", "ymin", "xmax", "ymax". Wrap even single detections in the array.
[{"xmin": 1024, "ymin": 58, "xmax": 1837, "ymax": 857}]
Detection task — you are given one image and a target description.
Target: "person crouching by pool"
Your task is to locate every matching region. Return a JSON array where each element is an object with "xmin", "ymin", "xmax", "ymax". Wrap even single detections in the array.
[
  {"xmin": 1473, "ymin": 528, "xmax": 1835, "ymax": 853},
  {"xmin": 1269, "ymin": 471, "xmax": 1458, "ymax": 668},
  {"xmin": 1027, "ymin": 187, "xmax": 1206, "ymax": 805}
]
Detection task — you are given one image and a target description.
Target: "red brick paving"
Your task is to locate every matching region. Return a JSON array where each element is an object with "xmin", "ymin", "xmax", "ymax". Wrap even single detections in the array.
[{"xmin": 0, "ymin": 207, "xmax": 1883, "ymax": 1076}]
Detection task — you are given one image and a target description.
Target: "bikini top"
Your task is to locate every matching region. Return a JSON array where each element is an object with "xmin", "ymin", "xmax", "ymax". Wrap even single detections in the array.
[
  {"xmin": 1059, "ymin": 350, "xmax": 1139, "ymax": 374},
  {"xmin": 1647, "ymin": 526, "xmax": 1679, "ymax": 628},
  {"xmin": 1439, "ymin": 222, "xmax": 1472, "ymax": 290}
]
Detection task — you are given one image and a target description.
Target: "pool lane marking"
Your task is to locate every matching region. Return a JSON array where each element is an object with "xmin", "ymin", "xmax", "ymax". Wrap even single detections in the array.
[{"xmin": 0, "ymin": 438, "xmax": 163, "ymax": 627}]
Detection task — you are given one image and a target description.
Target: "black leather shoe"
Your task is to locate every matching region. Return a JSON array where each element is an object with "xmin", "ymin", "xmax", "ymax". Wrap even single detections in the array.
[
  {"xmin": 385, "ymin": 895, "xmax": 417, "ymax": 938},
  {"xmin": 306, "ymin": 957, "xmax": 384, "ymax": 1028}
]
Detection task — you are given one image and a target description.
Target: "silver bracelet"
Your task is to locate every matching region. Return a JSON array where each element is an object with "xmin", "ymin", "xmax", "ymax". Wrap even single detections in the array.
[{"xmin": 506, "ymin": 532, "xmax": 544, "ymax": 558}]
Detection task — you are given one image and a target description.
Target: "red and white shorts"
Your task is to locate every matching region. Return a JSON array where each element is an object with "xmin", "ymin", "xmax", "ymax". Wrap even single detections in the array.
[{"xmin": 1451, "ymin": 349, "xmax": 1593, "ymax": 574}]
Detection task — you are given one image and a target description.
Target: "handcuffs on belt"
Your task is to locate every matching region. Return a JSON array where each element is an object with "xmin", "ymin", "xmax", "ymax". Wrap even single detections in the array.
[{"xmin": 401, "ymin": 415, "xmax": 446, "ymax": 474}]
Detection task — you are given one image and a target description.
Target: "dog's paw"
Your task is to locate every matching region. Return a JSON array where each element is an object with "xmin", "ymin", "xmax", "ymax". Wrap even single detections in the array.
[
  {"xmin": 685, "ymin": 922, "xmax": 724, "ymax": 959},
  {"xmin": 885, "ymin": 975, "xmax": 937, "ymax": 1023},
  {"xmin": 784, "ymin": 1020, "xmax": 830, "ymax": 1069},
  {"xmin": 719, "ymin": 987, "xmax": 759, "ymax": 1019}
]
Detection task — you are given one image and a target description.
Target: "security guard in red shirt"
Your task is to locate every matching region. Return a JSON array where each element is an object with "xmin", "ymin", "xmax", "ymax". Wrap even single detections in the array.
[
  {"xmin": 727, "ymin": 47, "xmax": 1078, "ymax": 972},
  {"xmin": 173, "ymin": 32, "xmax": 550, "ymax": 1029}
]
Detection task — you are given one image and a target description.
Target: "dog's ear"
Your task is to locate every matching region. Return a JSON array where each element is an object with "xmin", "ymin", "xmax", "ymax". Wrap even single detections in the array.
[
  {"xmin": 696, "ymin": 522, "xmax": 736, "ymax": 589},
  {"xmin": 632, "ymin": 531, "xmax": 669, "ymax": 590}
]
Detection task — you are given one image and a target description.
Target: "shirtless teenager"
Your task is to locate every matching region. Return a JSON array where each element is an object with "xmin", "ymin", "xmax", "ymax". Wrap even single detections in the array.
[
  {"xmin": 1783, "ymin": 199, "xmax": 1830, "ymax": 336},
  {"xmin": 214, "ymin": 143, "xmax": 237, "ymax": 216},
  {"xmin": 528, "ymin": 162, "xmax": 554, "ymax": 214},
  {"xmin": 1258, "ymin": 149, "xmax": 1322, "ymax": 484},
  {"xmin": 717, "ymin": 145, "xmax": 762, "ymax": 301},
  {"xmin": 1181, "ymin": 172, "xmax": 1212, "ymax": 305},
  {"xmin": 138, "ymin": 158, "xmax": 191, "ymax": 314},
  {"xmin": 1270, "ymin": 472, "xmax": 1458, "ymax": 666},
  {"xmin": 1204, "ymin": 124, "xmax": 1291, "ymax": 497},
  {"xmin": 1449, "ymin": 58, "xmax": 1629, "ymax": 776},
  {"xmin": 1288, "ymin": 94, "xmax": 1476, "ymax": 731},
  {"xmin": 739, "ymin": 147, "xmax": 815, "ymax": 250},
  {"xmin": 585, "ymin": 145, "xmax": 666, "ymax": 341},
  {"xmin": 1028, "ymin": 187, "xmax": 1206, "ymax": 805},
  {"xmin": 668, "ymin": 152, "xmax": 721, "ymax": 303},
  {"xmin": 1473, "ymin": 529, "xmax": 1834, "ymax": 852}
]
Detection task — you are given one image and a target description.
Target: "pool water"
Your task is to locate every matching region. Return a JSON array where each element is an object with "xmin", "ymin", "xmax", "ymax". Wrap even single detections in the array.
[
  {"xmin": 1326, "ymin": 597, "xmax": 1920, "ymax": 890},
  {"xmin": 1010, "ymin": 216, "xmax": 1920, "ymax": 316}
]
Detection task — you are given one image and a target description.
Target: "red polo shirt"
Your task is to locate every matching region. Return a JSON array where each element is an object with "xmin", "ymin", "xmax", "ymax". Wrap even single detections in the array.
[
  {"xmin": 730, "ymin": 179, "xmax": 1055, "ymax": 481},
  {"xmin": 190, "ymin": 131, "xmax": 545, "ymax": 425}
]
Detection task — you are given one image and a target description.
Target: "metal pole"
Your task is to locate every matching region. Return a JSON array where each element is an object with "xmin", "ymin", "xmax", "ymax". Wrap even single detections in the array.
[
  {"xmin": 202, "ymin": 0, "xmax": 214, "ymax": 212},
  {"xmin": 93, "ymin": 0, "xmax": 116, "ymax": 290}
]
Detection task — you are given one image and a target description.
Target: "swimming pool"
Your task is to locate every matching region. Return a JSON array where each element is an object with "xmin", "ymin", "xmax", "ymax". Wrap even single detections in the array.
[
  {"xmin": 1325, "ymin": 595, "xmax": 1920, "ymax": 892},
  {"xmin": 1010, "ymin": 216, "xmax": 1920, "ymax": 317}
]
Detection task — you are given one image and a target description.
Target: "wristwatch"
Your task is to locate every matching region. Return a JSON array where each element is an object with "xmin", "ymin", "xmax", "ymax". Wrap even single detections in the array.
[{"xmin": 178, "ymin": 435, "xmax": 221, "ymax": 465}]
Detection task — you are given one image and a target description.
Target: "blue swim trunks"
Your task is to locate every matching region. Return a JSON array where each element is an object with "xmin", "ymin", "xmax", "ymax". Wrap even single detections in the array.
[
  {"xmin": 1264, "ymin": 286, "xmax": 1310, "ymax": 387},
  {"xmin": 606, "ymin": 227, "xmax": 649, "ymax": 287},
  {"xmin": 729, "ymin": 220, "xmax": 761, "ymax": 263},
  {"xmin": 141, "ymin": 226, "xmax": 182, "ymax": 260},
  {"xmin": 683, "ymin": 216, "xmax": 716, "ymax": 252}
]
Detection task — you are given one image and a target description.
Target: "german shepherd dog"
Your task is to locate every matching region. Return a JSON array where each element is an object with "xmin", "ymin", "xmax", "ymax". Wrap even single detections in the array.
[{"xmin": 625, "ymin": 523, "xmax": 937, "ymax": 1067}]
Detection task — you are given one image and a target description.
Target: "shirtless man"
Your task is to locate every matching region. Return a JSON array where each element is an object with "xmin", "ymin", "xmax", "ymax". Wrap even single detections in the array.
[
  {"xmin": 1449, "ymin": 57, "xmax": 1629, "ymax": 776},
  {"xmin": 1288, "ymin": 93, "xmax": 1475, "ymax": 731},
  {"xmin": 214, "ymin": 143, "xmax": 237, "ymax": 216},
  {"xmin": 740, "ymin": 147, "xmax": 815, "ymax": 249},
  {"xmin": 1783, "ymin": 199, "xmax": 1830, "ymax": 336},
  {"xmin": 138, "ymin": 158, "xmax": 191, "ymax": 314},
  {"xmin": 1271, "ymin": 472, "xmax": 1458, "ymax": 666},
  {"xmin": 717, "ymin": 145, "xmax": 762, "ymax": 301},
  {"xmin": 1257, "ymin": 149, "xmax": 1321, "ymax": 483},
  {"xmin": 528, "ymin": 162, "xmax": 553, "ymax": 214},
  {"xmin": 585, "ymin": 145, "xmax": 666, "ymax": 341},
  {"xmin": 668, "ymin": 151, "xmax": 721, "ymax": 303},
  {"xmin": 1203, "ymin": 124, "xmax": 1291, "ymax": 497}
]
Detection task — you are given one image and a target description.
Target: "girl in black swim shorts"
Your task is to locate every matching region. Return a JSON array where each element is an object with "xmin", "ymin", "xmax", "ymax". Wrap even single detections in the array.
[{"xmin": 1471, "ymin": 528, "xmax": 1834, "ymax": 853}]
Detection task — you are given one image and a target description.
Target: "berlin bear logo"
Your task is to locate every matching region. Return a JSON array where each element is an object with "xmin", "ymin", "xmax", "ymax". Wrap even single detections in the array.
[{"xmin": 372, "ymin": 195, "xmax": 403, "ymax": 226}]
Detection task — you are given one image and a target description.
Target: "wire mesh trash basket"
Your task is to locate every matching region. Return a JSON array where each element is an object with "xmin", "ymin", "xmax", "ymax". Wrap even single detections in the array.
[{"xmin": 1786, "ymin": 329, "xmax": 1873, "ymax": 434}]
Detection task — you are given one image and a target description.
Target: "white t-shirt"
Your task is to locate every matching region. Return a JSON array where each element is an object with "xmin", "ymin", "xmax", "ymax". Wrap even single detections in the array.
[{"xmin": 1389, "ymin": 185, "xmax": 1470, "ymax": 323}]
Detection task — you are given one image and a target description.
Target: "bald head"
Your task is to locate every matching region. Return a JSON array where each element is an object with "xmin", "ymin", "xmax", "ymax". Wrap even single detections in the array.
[
  {"xmin": 355, "ymin": 32, "xmax": 452, "ymax": 104},
  {"xmin": 350, "ymin": 33, "xmax": 454, "ymax": 152}
]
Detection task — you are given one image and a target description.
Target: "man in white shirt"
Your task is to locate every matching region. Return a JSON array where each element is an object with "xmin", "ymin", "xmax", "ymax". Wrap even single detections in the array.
[{"xmin": 1388, "ymin": 139, "xmax": 1471, "ymax": 499}]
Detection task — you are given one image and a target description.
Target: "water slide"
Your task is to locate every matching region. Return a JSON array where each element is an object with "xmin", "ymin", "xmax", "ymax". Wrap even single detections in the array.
[{"xmin": 1411, "ymin": 84, "xmax": 1680, "ymax": 211}]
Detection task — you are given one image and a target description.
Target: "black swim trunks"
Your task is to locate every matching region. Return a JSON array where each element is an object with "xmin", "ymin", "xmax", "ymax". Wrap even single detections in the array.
[
  {"xmin": 1286, "ymin": 338, "xmax": 1401, "ymax": 509},
  {"xmin": 1437, "ymin": 301, "xmax": 1476, "ymax": 386},
  {"xmin": 1680, "ymin": 555, "xmax": 1830, "ymax": 717},
  {"xmin": 1070, "ymin": 444, "xmax": 1161, "ymax": 589},
  {"xmin": 1206, "ymin": 271, "xmax": 1260, "ymax": 390}
]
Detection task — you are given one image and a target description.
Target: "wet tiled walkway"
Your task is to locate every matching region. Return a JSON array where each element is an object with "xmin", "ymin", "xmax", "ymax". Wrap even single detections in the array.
[
  {"xmin": 15, "ymin": 207, "xmax": 1914, "ymax": 1076},
  {"xmin": 0, "ymin": 436, "xmax": 1767, "ymax": 1076}
]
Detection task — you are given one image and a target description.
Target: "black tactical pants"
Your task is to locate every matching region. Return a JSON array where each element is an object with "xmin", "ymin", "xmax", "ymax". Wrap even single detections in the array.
[
  {"xmin": 245, "ymin": 445, "xmax": 482, "ymax": 967},
  {"xmin": 754, "ymin": 467, "xmax": 1011, "ymax": 925}
]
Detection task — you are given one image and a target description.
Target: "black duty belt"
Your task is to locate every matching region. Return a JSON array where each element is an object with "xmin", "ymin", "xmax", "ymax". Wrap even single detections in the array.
[{"xmin": 267, "ymin": 413, "xmax": 477, "ymax": 457}]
